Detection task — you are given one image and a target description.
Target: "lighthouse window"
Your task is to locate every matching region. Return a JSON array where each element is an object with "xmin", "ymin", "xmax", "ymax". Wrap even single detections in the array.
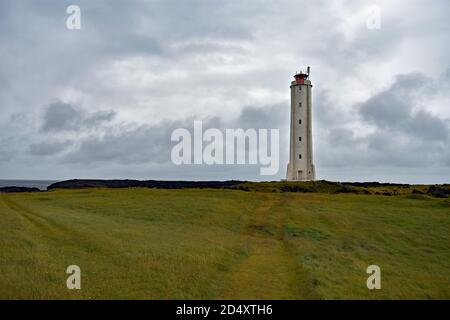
[
  {"xmin": 299, "ymin": 119, "xmax": 302, "ymax": 124},
  {"xmin": 299, "ymin": 87, "xmax": 301, "ymax": 91},
  {"xmin": 299, "ymin": 102, "xmax": 302, "ymax": 107},
  {"xmin": 299, "ymin": 137, "xmax": 302, "ymax": 141},
  {"xmin": 299, "ymin": 154, "xmax": 302, "ymax": 159}
]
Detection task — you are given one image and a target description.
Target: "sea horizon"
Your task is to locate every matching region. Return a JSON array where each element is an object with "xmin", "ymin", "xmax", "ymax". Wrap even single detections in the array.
[{"xmin": 0, "ymin": 180, "xmax": 60, "ymax": 190}]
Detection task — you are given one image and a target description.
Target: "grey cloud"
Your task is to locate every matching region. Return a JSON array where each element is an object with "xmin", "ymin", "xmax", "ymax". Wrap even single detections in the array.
[
  {"xmin": 405, "ymin": 110, "xmax": 448, "ymax": 141},
  {"xmin": 314, "ymin": 89, "xmax": 342, "ymax": 126},
  {"xmin": 41, "ymin": 100, "xmax": 116, "ymax": 132},
  {"xmin": 84, "ymin": 110, "xmax": 117, "ymax": 128},
  {"xmin": 41, "ymin": 101, "xmax": 83, "ymax": 132},
  {"xmin": 237, "ymin": 103, "xmax": 289, "ymax": 129},
  {"xmin": 0, "ymin": 141, "xmax": 14, "ymax": 162},
  {"xmin": 359, "ymin": 73, "xmax": 426, "ymax": 128},
  {"xmin": 144, "ymin": 0, "xmax": 255, "ymax": 41},
  {"xmin": 29, "ymin": 140, "xmax": 70, "ymax": 156},
  {"xmin": 359, "ymin": 73, "xmax": 449, "ymax": 141},
  {"xmin": 359, "ymin": 91, "xmax": 411, "ymax": 127},
  {"xmin": 327, "ymin": 128, "xmax": 355, "ymax": 146},
  {"xmin": 318, "ymin": 72, "xmax": 450, "ymax": 169},
  {"xmin": 63, "ymin": 123, "xmax": 174, "ymax": 165},
  {"xmin": 60, "ymin": 103, "xmax": 289, "ymax": 168}
]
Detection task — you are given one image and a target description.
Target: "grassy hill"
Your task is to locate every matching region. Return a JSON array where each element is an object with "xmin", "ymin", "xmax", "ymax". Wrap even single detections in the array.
[{"xmin": 0, "ymin": 186, "xmax": 449, "ymax": 299}]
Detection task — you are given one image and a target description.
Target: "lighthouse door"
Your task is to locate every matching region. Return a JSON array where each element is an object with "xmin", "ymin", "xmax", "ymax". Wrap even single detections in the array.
[{"xmin": 297, "ymin": 170, "xmax": 303, "ymax": 180}]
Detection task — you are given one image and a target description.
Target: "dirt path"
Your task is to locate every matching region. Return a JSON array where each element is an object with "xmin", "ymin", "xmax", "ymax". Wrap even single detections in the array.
[
  {"xmin": 0, "ymin": 194, "xmax": 111, "ymax": 255},
  {"xmin": 0, "ymin": 194, "xmax": 60, "ymax": 233},
  {"xmin": 220, "ymin": 194, "xmax": 307, "ymax": 299}
]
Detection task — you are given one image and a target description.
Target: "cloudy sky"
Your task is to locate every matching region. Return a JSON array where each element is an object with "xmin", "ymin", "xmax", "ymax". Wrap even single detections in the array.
[{"xmin": 1, "ymin": 0, "xmax": 449, "ymax": 183}]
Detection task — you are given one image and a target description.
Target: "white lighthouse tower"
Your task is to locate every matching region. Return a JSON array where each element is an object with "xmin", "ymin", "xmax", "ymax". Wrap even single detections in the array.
[{"xmin": 286, "ymin": 67, "xmax": 316, "ymax": 181}]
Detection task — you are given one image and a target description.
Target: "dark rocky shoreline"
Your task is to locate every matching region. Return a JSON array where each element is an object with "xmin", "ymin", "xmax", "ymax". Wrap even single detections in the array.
[
  {"xmin": 47, "ymin": 179, "xmax": 243, "ymax": 190},
  {"xmin": 0, "ymin": 186, "xmax": 41, "ymax": 193},
  {"xmin": 0, "ymin": 179, "xmax": 448, "ymax": 198}
]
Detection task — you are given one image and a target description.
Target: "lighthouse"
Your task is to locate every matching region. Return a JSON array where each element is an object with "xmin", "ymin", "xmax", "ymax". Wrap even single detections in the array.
[{"xmin": 286, "ymin": 67, "xmax": 316, "ymax": 181}]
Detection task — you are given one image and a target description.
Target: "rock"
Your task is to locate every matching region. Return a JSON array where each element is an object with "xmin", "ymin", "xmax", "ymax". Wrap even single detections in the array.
[
  {"xmin": 427, "ymin": 185, "xmax": 450, "ymax": 198},
  {"xmin": 0, "ymin": 186, "xmax": 41, "ymax": 193},
  {"xmin": 47, "ymin": 179, "xmax": 243, "ymax": 190}
]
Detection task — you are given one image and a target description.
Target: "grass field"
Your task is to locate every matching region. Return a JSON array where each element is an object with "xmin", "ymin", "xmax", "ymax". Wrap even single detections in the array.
[{"xmin": 0, "ymin": 187, "xmax": 449, "ymax": 299}]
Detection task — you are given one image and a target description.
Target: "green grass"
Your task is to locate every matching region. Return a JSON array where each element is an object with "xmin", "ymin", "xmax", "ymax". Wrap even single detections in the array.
[{"xmin": 0, "ymin": 188, "xmax": 449, "ymax": 299}]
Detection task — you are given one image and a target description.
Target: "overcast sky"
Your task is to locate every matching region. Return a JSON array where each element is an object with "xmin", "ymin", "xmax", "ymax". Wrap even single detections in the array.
[{"xmin": 1, "ymin": 0, "xmax": 449, "ymax": 183}]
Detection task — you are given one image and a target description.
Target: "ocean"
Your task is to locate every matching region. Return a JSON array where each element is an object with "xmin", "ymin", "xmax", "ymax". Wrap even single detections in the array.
[{"xmin": 0, "ymin": 180, "xmax": 59, "ymax": 190}]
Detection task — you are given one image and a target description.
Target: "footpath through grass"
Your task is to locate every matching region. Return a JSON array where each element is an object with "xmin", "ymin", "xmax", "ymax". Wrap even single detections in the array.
[{"xmin": 0, "ymin": 188, "xmax": 449, "ymax": 299}]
